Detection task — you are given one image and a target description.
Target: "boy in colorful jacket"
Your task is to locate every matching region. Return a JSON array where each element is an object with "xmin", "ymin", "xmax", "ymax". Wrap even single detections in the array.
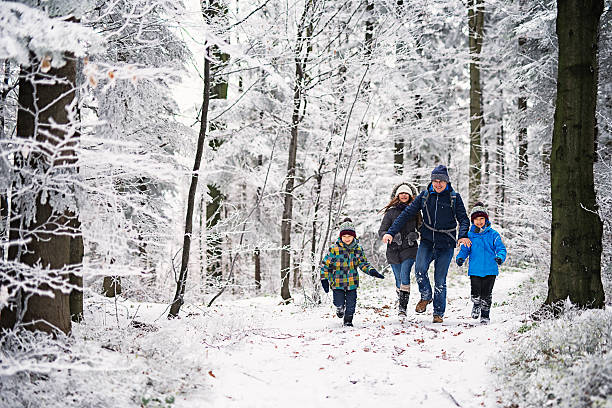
[
  {"xmin": 456, "ymin": 202, "xmax": 507, "ymax": 324},
  {"xmin": 320, "ymin": 218, "xmax": 384, "ymax": 327}
]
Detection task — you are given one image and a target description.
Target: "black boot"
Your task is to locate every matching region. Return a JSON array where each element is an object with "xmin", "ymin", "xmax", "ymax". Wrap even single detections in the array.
[
  {"xmin": 343, "ymin": 314, "xmax": 353, "ymax": 327},
  {"xmin": 398, "ymin": 291, "xmax": 409, "ymax": 316},
  {"xmin": 471, "ymin": 297, "xmax": 481, "ymax": 319},
  {"xmin": 336, "ymin": 306, "xmax": 345, "ymax": 318},
  {"xmin": 480, "ymin": 300, "xmax": 490, "ymax": 324}
]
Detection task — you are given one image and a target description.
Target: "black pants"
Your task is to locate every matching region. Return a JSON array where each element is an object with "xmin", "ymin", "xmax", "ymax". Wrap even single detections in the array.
[{"xmin": 470, "ymin": 275, "xmax": 496, "ymax": 318}]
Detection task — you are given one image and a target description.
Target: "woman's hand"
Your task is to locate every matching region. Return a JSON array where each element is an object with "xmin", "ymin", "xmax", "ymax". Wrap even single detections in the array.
[{"xmin": 382, "ymin": 234, "xmax": 393, "ymax": 244}]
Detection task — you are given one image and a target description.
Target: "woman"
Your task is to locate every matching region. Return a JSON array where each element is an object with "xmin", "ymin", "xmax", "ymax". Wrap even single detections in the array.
[{"xmin": 378, "ymin": 182, "xmax": 421, "ymax": 317}]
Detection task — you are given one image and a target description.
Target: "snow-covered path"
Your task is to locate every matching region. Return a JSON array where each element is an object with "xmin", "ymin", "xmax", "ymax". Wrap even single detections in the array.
[{"xmin": 180, "ymin": 269, "xmax": 530, "ymax": 408}]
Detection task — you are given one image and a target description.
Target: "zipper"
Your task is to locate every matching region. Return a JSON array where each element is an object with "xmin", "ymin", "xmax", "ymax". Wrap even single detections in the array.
[{"xmin": 433, "ymin": 195, "xmax": 438, "ymax": 248}]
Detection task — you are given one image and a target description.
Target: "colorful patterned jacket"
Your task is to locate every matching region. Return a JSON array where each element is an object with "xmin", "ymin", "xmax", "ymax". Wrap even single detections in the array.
[{"xmin": 320, "ymin": 238, "xmax": 375, "ymax": 290}]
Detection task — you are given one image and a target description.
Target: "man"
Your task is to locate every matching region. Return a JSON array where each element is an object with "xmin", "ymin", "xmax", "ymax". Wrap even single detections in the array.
[{"xmin": 382, "ymin": 165, "xmax": 470, "ymax": 323}]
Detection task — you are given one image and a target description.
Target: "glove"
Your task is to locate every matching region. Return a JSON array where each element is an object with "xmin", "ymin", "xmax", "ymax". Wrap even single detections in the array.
[
  {"xmin": 321, "ymin": 279, "xmax": 329, "ymax": 293},
  {"xmin": 456, "ymin": 258, "xmax": 465, "ymax": 267},
  {"xmin": 495, "ymin": 257, "xmax": 503, "ymax": 265},
  {"xmin": 368, "ymin": 269, "xmax": 385, "ymax": 279}
]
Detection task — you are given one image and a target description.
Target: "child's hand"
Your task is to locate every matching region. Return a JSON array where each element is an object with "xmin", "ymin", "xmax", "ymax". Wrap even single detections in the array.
[
  {"xmin": 321, "ymin": 279, "xmax": 329, "ymax": 293},
  {"xmin": 382, "ymin": 234, "xmax": 393, "ymax": 244},
  {"xmin": 456, "ymin": 258, "xmax": 465, "ymax": 267},
  {"xmin": 495, "ymin": 257, "xmax": 503, "ymax": 265},
  {"xmin": 369, "ymin": 269, "xmax": 384, "ymax": 279}
]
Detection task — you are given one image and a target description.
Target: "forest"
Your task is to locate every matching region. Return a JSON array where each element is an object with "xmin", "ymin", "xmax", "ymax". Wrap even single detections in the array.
[{"xmin": 0, "ymin": 0, "xmax": 611, "ymax": 407}]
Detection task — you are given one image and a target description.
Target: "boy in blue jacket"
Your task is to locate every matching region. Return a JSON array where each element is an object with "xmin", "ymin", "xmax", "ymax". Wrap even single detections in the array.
[
  {"xmin": 456, "ymin": 202, "xmax": 507, "ymax": 324},
  {"xmin": 321, "ymin": 218, "xmax": 384, "ymax": 327}
]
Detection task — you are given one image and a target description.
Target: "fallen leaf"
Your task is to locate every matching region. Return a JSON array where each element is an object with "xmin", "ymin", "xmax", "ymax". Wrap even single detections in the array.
[{"xmin": 208, "ymin": 370, "xmax": 216, "ymax": 378}]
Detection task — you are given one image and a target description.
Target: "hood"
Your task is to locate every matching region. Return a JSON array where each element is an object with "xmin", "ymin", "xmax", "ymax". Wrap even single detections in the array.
[{"xmin": 391, "ymin": 181, "xmax": 418, "ymax": 199}]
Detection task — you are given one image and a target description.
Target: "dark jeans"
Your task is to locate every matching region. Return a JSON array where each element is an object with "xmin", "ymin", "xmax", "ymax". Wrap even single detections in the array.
[
  {"xmin": 470, "ymin": 275, "xmax": 496, "ymax": 318},
  {"xmin": 414, "ymin": 240, "xmax": 454, "ymax": 317},
  {"xmin": 333, "ymin": 289, "xmax": 357, "ymax": 317}
]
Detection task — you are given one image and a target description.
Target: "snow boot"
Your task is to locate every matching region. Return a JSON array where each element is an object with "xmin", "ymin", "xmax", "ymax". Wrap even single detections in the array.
[
  {"xmin": 471, "ymin": 297, "xmax": 481, "ymax": 319},
  {"xmin": 343, "ymin": 314, "xmax": 354, "ymax": 327},
  {"xmin": 480, "ymin": 300, "xmax": 490, "ymax": 324},
  {"xmin": 398, "ymin": 290, "xmax": 409, "ymax": 317},
  {"xmin": 336, "ymin": 306, "xmax": 345, "ymax": 318}
]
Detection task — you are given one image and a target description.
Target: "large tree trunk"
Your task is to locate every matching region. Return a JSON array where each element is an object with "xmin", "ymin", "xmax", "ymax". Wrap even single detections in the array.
[
  {"xmin": 468, "ymin": 0, "xmax": 484, "ymax": 207},
  {"xmin": 168, "ymin": 48, "xmax": 211, "ymax": 318},
  {"xmin": 545, "ymin": 0, "xmax": 604, "ymax": 310},
  {"xmin": 1, "ymin": 52, "xmax": 79, "ymax": 335}
]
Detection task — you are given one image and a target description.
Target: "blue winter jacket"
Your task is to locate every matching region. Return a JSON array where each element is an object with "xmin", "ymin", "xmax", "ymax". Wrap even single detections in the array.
[
  {"xmin": 456, "ymin": 221, "xmax": 507, "ymax": 277},
  {"xmin": 387, "ymin": 183, "xmax": 470, "ymax": 249}
]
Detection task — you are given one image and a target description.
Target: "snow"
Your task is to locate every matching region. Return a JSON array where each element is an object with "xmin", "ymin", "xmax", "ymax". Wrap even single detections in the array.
[
  {"xmin": 67, "ymin": 267, "xmax": 530, "ymax": 407},
  {"xmin": 193, "ymin": 270, "xmax": 529, "ymax": 408}
]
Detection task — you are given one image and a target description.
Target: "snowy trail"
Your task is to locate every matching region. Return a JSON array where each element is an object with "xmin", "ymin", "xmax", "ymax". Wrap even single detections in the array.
[{"xmin": 180, "ymin": 269, "xmax": 530, "ymax": 408}]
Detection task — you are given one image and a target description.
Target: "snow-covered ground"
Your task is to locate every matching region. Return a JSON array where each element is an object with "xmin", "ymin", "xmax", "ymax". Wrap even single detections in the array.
[
  {"xmin": 191, "ymin": 269, "xmax": 530, "ymax": 408},
  {"xmin": 71, "ymin": 266, "xmax": 531, "ymax": 408}
]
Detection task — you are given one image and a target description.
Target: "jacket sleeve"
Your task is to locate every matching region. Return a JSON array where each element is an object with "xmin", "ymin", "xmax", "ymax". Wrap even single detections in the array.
[
  {"xmin": 355, "ymin": 245, "xmax": 374, "ymax": 275},
  {"xmin": 456, "ymin": 242, "xmax": 471, "ymax": 261},
  {"xmin": 454, "ymin": 194, "xmax": 471, "ymax": 240},
  {"xmin": 320, "ymin": 247, "xmax": 335, "ymax": 280},
  {"xmin": 492, "ymin": 231, "xmax": 507, "ymax": 263},
  {"xmin": 387, "ymin": 192, "xmax": 423, "ymax": 236},
  {"xmin": 378, "ymin": 211, "xmax": 394, "ymax": 239}
]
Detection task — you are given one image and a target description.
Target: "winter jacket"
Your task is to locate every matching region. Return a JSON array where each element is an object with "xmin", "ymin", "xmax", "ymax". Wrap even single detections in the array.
[
  {"xmin": 378, "ymin": 204, "xmax": 419, "ymax": 264},
  {"xmin": 387, "ymin": 183, "xmax": 470, "ymax": 248},
  {"xmin": 456, "ymin": 221, "xmax": 507, "ymax": 277},
  {"xmin": 320, "ymin": 238, "xmax": 376, "ymax": 291}
]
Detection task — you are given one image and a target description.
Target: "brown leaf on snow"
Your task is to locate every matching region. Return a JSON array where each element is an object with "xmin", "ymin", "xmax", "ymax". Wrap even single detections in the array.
[
  {"xmin": 414, "ymin": 338, "xmax": 425, "ymax": 344},
  {"xmin": 208, "ymin": 370, "xmax": 216, "ymax": 378}
]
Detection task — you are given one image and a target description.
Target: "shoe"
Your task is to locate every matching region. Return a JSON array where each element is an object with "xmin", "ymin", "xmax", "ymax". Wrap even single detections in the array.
[
  {"xmin": 471, "ymin": 303, "xmax": 481, "ymax": 319},
  {"xmin": 336, "ymin": 306, "xmax": 345, "ymax": 318},
  {"xmin": 398, "ymin": 290, "xmax": 409, "ymax": 316},
  {"xmin": 343, "ymin": 314, "xmax": 353, "ymax": 327},
  {"xmin": 433, "ymin": 315, "xmax": 443, "ymax": 323},
  {"xmin": 415, "ymin": 299, "xmax": 432, "ymax": 314},
  {"xmin": 480, "ymin": 317, "xmax": 490, "ymax": 324}
]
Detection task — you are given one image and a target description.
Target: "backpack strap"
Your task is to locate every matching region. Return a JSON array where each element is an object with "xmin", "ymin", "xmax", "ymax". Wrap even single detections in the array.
[{"xmin": 421, "ymin": 189, "xmax": 458, "ymax": 239}]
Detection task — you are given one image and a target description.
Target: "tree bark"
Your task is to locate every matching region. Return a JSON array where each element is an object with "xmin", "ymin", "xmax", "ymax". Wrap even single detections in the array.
[
  {"xmin": 545, "ymin": 0, "xmax": 604, "ymax": 310},
  {"xmin": 280, "ymin": 0, "xmax": 314, "ymax": 303},
  {"xmin": 254, "ymin": 247, "xmax": 261, "ymax": 290},
  {"xmin": 168, "ymin": 48, "xmax": 211, "ymax": 318},
  {"xmin": 468, "ymin": 0, "xmax": 484, "ymax": 207},
  {"xmin": 1, "ymin": 52, "xmax": 79, "ymax": 335}
]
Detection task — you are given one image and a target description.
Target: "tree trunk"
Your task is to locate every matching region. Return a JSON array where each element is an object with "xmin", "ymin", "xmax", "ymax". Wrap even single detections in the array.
[
  {"xmin": 496, "ymin": 123, "xmax": 505, "ymax": 225},
  {"xmin": 69, "ymin": 216, "xmax": 84, "ymax": 322},
  {"xmin": 1, "ymin": 52, "xmax": 79, "ymax": 335},
  {"xmin": 468, "ymin": 0, "xmax": 484, "ymax": 207},
  {"xmin": 254, "ymin": 247, "xmax": 261, "ymax": 290},
  {"xmin": 394, "ymin": 138, "xmax": 404, "ymax": 175},
  {"xmin": 102, "ymin": 275, "xmax": 122, "ymax": 297},
  {"xmin": 168, "ymin": 48, "xmax": 211, "ymax": 318},
  {"xmin": 205, "ymin": 0, "xmax": 229, "ymax": 283},
  {"xmin": 280, "ymin": 0, "xmax": 314, "ymax": 303},
  {"xmin": 518, "ymin": 94, "xmax": 528, "ymax": 180},
  {"xmin": 545, "ymin": 0, "xmax": 604, "ymax": 310}
]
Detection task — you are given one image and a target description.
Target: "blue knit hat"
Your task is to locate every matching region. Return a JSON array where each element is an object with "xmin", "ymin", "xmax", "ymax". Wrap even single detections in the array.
[{"xmin": 431, "ymin": 165, "xmax": 450, "ymax": 183}]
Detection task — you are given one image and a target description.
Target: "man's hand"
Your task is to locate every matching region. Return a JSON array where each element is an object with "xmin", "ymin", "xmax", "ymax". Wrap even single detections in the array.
[
  {"xmin": 458, "ymin": 238, "xmax": 471, "ymax": 248},
  {"xmin": 382, "ymin": 234, "xmax": 393, "ymax": 244}
]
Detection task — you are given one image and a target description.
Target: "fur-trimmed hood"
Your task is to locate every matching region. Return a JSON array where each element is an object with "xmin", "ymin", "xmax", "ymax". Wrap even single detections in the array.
[{"xmin": 390, "ymin": 181, "xmax": 418, "ymax": 199}]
